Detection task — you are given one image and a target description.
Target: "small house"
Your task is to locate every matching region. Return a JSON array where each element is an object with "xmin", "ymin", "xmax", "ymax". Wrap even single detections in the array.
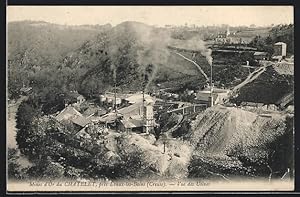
[
  {"xmin": 196, "ymin": 87, "xmax": 230, "ymax": 107},
  {"xmin": 66, "ymin": 91, "xmax": 85, "ymax": 105}
]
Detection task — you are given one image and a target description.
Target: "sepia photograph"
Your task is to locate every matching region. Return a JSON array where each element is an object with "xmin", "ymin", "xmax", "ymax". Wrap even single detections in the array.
[{"xmin": 6, "ymin": 5, "xmax": 294, "ymax": 192}]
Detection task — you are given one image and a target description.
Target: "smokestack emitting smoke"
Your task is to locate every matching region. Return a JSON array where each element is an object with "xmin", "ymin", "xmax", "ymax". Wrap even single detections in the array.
[
  {"xmin": 142, "ymin": 64, "xmax": 157, "ymax": 91},
  {"xmin": 110, "ymin": 64, "xmax": 117, "ymax": 83},
  {"xmin": 203, "ymin": 48, "xmax": 213, "ymax": 66},
  {"xmin": 136, "ymin": 27, "xmax": 172, "ymax": 91},
  {"xmin": 109, "ymin": 22, "xmax": 214, "ymax": 91},
  {"xmin": 183, "ymin": 36, "xmax": 213, "ymax": 66}
]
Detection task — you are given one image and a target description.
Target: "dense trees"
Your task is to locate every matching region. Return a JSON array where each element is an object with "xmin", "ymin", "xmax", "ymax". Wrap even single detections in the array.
[
  {"xmin": 15, "ymin": 99, "xmax": 44, "ymax": 160},
  {"xmin": 7, "ymin": 148, "xmax": 28, "ymax": 180}
]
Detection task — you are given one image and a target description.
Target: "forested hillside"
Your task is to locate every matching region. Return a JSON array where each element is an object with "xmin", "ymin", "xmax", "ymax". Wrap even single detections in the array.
[
  {"xmin": 8, "ymin": 21, "xmax": 294, "ymax": 114},
  {"xmin": 8, "ymin": 21, "xmax": 205, "ymax": 106}
]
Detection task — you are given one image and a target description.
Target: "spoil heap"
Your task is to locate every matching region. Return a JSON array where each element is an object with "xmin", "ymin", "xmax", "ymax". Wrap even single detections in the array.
[
  {"xmin": 114, "ymin": 133, "xmax": 193, "ymax": 179},
  {"xmin": 232, "ymin": 62, "xmax": 294, "ymax": 106},
  {"xmin": 188, "ymin": 105, "xmax": 293, "ymax": 179}
]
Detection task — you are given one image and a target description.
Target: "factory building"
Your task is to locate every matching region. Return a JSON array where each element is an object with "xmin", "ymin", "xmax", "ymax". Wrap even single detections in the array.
[
  {"xmin": 98, "ymin": 93, "xmax": 156, "ymax": 134},
  {"xmin": 196, "ymin": 87, "xmax": 231, "ymax": 107},
  {"xmin": 118, "ymin": 95, "xmax": 155, "ymax": 134}
]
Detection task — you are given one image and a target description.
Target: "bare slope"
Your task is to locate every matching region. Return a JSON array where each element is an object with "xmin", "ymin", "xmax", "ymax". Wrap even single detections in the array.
[
  {"xmin": 190, "ymin": 105, "xmax": 286, "ymax": 154},
  {"xmin": 232, "ymin": 62, "xmax": 294, "ymax": 106},
  {"xmin": 188, "ymin": 105, "xmax": 293, "ymax": 179}
]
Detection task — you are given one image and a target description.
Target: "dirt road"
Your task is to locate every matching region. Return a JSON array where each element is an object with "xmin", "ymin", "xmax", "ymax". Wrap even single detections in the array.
[{"xmin": 7, "ymin": 96, "xmax": 32, "ymax": 167}]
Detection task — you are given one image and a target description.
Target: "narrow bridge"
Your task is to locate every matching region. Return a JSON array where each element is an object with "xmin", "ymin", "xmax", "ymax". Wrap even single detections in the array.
[{"xmin": 166, "ymin": 104, "xmax": 207, "ymax": 115}]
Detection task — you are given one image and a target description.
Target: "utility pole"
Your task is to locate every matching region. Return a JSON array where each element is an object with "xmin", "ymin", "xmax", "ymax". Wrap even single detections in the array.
[
  {"xmin": 142, "ymin": 88, "xmax": 148, "ymax": 133},
  {"xmin": 114, "ymin": 74, "xmax": 118, "ymax": 133},
  {"xmin": 142, "ymin": 71, "xmax": 147, "ymax": 133},
  {"xmin": 210, "ymin": 63, "xmax": 214, "ymax": 107}
]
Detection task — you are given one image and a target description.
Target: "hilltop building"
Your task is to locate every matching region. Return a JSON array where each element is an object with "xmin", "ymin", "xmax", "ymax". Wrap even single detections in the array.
[
  {"xmin": 215, "ymin": 27, "xmax": 252, "ymax": 45},
  {"xmin": 272, "ymin": 42, "xmax": 287, "ymax": 61}
]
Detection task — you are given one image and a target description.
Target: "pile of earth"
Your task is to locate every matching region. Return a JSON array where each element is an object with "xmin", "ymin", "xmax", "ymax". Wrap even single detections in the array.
[
  {"xmin": 99, "ymin": 132, "xmax": 193, "ymax": 179},
  {"xmin": 232, "ymin": 62, "xmax": 294, "ymax": 107},
  {"xmin": 187, "ymin": 105, "xmax": 293, "ymax": 180}
]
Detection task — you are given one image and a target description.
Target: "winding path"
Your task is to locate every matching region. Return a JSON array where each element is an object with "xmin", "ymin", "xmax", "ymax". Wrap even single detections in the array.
[{"xmin": 173, "ymin": 51, "xmax": 209, "ymax": 81}]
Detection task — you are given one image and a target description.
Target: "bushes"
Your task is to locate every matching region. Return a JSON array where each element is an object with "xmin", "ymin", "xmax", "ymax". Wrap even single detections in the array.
[
  {"xmin": 15, "ymin": 100, "xmax": 42, "ymax": 160},
  {"xmin": 7, "ymin": 148, "xmax": 29, "ymax": 180}
]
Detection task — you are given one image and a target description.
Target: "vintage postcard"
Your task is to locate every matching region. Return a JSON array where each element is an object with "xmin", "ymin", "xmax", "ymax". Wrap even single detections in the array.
[{"xmin": 7, "ymin": 5, "xmax": 294, "ymax": 192}]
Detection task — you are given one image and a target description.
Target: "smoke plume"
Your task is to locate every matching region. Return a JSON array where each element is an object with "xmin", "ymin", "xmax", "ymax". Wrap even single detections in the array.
[
  {"xmin": 202, "ymin": 48, "xmax": 213, "ymax": 66},
  {"xmin": 134, "ymin": 26, "xmax": 173, "ymax": 90},
  {"xmin": 110, "ymin": 64, "xmax": 117, "ymax": 83},
  {"xmin": 107, "ymin": 22, "xmax": 213, "ymax": 90},
  {"xmin": 171, "ymin": 35, "xmax": 213, "ymax": 66}
]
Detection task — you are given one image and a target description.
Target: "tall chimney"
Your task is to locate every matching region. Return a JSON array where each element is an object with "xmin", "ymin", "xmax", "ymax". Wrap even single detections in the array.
[
  {"xmin": 210, "ymin": 62, "xmax": 214, "ymax": 107},
  {"xmin": 114, "ymin": 73, "xmax": 118, "ymax": 132},
  {"xmin": 142, "ymin": 89, "xmax": 146, "ymax": 122}
]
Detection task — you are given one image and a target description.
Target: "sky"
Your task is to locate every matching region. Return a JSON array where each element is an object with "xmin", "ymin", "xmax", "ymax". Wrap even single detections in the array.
[{"xmin": 7, "ymin": 6, "xmax": 294, "ymax": 27}]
